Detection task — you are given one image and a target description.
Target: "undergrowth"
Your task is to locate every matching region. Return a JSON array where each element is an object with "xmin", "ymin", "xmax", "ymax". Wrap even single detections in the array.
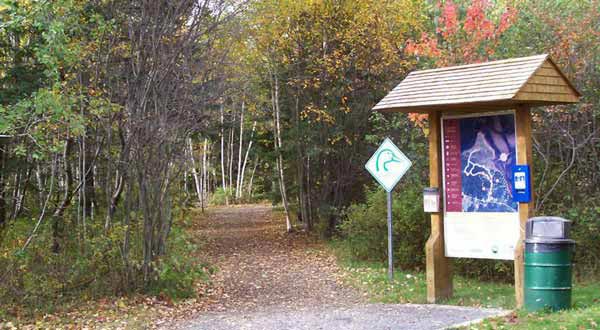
[{"xmin": 0, "ymin": 207, "xmax": 207, "ymax": 320}]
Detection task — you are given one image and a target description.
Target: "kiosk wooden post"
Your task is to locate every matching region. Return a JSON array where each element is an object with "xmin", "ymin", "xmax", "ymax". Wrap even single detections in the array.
[
  {"xmin": 514, "ymin": 105, "xmax": 534, "ymax": 308},
  {"xmin": 372, "ymin": 54, "xmax": 580, "ymax": 308},
  {"xmin": 426, "ymin": 111, "xmax": 453, "ymax": 303}
]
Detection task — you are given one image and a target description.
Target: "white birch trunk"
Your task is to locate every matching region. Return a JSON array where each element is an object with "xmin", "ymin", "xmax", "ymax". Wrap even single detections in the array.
[
  {"xmin": 240, "ymin": 121, "xmax": 256, "ymax": 199},
  {"xmin": 201, "ymin": 138, "xmax": 208, "ymax": 210},
  {"xmin": 188, "ymin": 138, "xmax": 202, "ymax": 205},
  {"xmin": 228, "ymin": 128, "xmax": 234, "ymax": 195},
  {"xmin": 205, "ymin": 142, "xmax": 211, "ymax": 200},
  {"xmin": 247, "ymin": 157, "xmax": 259, "ymax": 197},
  {"xmin": 235, "ymin": 101, "xmax": 245, "ymax": 199},
  {"xmin": 219, "ymin": 105, "xmax": 229, "ymax": 205},
  {"xmin": 271, "ymin": 73, "xmax": 292, "ymax": 232},
  {"xmin": 35, "ymin": 164, "xmax": 44, "ymax": 208},
  {"xmin": 184, "ymin": 169, "xmax": 188, "ymax": 197}
]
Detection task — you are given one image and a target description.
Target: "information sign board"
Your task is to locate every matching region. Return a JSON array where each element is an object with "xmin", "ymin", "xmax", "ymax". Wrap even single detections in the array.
[{"xmin": 441, "ymin": 112, "xmax": 520, "ymax": 260}]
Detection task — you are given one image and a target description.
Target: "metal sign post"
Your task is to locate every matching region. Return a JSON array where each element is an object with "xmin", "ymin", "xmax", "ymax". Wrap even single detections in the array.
[
  {"xmin": 387, "ymin": 191, "xmax": 393, "ymax": 280},
  {"xmin": 365, "ymin": 138, "xmax": 412, "ymax": 281}
]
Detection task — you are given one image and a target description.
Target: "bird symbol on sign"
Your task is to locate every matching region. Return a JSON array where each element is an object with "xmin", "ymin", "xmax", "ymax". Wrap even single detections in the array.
[{"xmin": 375, "ymin": 149, "xmax": 401, "ymax": 172}]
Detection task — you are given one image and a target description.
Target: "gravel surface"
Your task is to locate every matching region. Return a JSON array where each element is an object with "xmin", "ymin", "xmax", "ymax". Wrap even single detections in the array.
[{"xmin": 178, "ymin": 303, "xmax": 506, "ymax": 330}]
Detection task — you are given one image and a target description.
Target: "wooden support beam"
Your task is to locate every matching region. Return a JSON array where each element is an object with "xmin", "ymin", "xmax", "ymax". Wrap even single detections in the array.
[
  {"xmin": 426, "ymin": 111, "xmax": 453, "ymax": 303},
  {"xmin": 514, "ymin": 105, "xmax": 534, "ymax": 308}
]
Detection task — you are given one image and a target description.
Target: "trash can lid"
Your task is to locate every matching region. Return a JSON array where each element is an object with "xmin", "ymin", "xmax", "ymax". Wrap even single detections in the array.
[
  {"xmin": 528, "ymin": 216, "xmax": 571, "ymax": 223},
  {"xmin": 526, "ymin": 216, "xmax": 572, "ymax": 240},
  {"xmin": 525, "ymin": 237, "xmax": 575, "ymax": 244}
]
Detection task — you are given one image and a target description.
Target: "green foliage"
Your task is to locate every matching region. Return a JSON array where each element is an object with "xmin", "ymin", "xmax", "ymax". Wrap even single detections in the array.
[
  {"xmin": 237, "ymin": 192, "xmax": 265, "ymax": 205},
  {"xmin": 337, "ymin": 181, "xmax": 599, "ymax": 282},
  {"xmin": 0, "ymin": 0, "xmax": 94, "ymax": 152},
  {"xmin": 147, "ymin": 225, "xmax": 207, "ymax": 299},
  {"xmin": 338, "ymin": 180, "xmax": 516, "ymax": 281},
  {"xmin": 210, "ymin": 187, "xmax": 233, "ymax": 205},
  {"xmin": 453, "ymin": 259, "xmax": 514, "ymax": 282},
  {"xmin": 0, "ymin": 220, "xmax": 123, "ymax": 314},
  {"xmin": 563, "ymin": 206, "xmax": 600, "ymax": 277},
  {"xmin": 0, "ymin": 209, "xmax": 205, "ymax": 316}
]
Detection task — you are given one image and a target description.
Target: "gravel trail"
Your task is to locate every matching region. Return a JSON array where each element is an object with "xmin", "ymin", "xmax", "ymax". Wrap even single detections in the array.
[{"xmin": 179, "ymin": 304, "xmax": 506, "ymax": 330}]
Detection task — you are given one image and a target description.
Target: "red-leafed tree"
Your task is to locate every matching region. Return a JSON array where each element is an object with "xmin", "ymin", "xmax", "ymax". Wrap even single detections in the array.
[
  {"xmin": 409, "ymin": 0, "xmax": 518, "ymax": 66},
  {"xmin": 405, "ymin": 0, "xmax": 518, "ymax": 125}
]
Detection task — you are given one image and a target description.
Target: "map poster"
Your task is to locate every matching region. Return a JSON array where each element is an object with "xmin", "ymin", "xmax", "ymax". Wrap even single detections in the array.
[{"xmin": 441, "ymin": 112, "xmax": 520, "ymax": 260}]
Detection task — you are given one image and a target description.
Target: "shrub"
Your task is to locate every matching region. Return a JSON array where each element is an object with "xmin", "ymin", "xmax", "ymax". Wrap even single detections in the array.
[
  {"xmin": 0, "ymin": 208, "xmax": 206, "ymax": 317},
  {"xmin": 337, "ymin": 189, "xmax": 600, "ymax": 282},
  {"xmin": 338, "ymin": 182, "xmax": 515, "ymax": 280},
  {"xmin": 338, "ymin": 183, "xmax": 429, "ymax": 271},
  {"xmin": 147, "ymin": 224, "xmax": 207, "ymax": 299},
  {"xmin": 210, "ymin": 187, "xmax": 233, "ymax": 205},
  {"xmin": 0, "ymin": 221, "xmax": 128, "ymax": 314},
  {"xmin": 566, "ymin": 205, "xmax": 600, "ymax": 277}
]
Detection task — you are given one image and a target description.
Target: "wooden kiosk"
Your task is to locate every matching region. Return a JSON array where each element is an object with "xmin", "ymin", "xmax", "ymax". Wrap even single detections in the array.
[{"xmin": 373, "ymin": 54, "xmax": 580, "ymax": 308}]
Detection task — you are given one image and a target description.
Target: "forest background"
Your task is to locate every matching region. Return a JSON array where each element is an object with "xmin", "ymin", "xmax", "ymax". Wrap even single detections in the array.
[{"xmin": 0, "ymin": 0, "xmax": 599, "ymax": 318}]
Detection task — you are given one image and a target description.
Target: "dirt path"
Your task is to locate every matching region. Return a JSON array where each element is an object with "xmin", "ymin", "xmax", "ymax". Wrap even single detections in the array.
[
  {"xmin": 169, "ymin": 204, "xmax": 506, "ymax": 330},
  {"xmin": 189, "ymin": 204, "xmax": 362, "ymax": 313}
]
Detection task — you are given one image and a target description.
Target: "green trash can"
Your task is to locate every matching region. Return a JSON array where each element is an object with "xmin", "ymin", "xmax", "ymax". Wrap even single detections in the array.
[{"xmin": 524, "ymin": 216, "xmax": 575, "ymax": 312}]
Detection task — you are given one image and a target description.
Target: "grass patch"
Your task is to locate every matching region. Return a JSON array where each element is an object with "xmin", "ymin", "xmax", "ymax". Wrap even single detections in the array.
[
  {"xmin": 466, "ymin": 305, "xmax": 600, "ymax": 330},
  {"xmin": 335, "ymin": 255, "xmax": 600, "ymax": 329},
  {"xmin": 465, "ymin": 281, "xmax": 600, "ymax": 330},
  {"xmin": 339, "ymin": 259, "xmax": 515, "ymax": 309}
]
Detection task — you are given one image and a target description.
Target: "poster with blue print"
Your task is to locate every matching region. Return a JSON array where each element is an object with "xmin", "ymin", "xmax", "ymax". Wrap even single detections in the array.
[
  {"xmin": 459, "ymin": 114, "xmax": 517, "ymax": 212},
  {"xmin": 442, "ymin": 112, "xmax": 520, "ymax": 260}
]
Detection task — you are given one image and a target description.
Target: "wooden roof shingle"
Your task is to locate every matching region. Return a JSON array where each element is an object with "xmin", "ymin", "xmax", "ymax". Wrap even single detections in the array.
[{"xmin": 373, "ymin": 54, "xmax": 581, "ymax": 113}]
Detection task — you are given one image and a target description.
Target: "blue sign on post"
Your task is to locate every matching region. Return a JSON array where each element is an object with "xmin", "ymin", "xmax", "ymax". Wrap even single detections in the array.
[{"xmin": 512, "ymin": 165, "xmax": 531, "ymax": 203}]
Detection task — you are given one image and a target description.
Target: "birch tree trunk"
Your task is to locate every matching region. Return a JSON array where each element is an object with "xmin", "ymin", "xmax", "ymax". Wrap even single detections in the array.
[
  {"xmin": 228, "ymin": 128, "xmax": 234, "ymax": 197},
  {"xmin": 184, "ymin": 169, "xmax": 189, "ymax": 200},
  {"xmin": 219, "ymin": 104, "xmax": 228, "ymax": 205},
  {"xmin": 188, "ymin": 138, "xmax": 202, "ymax": 205},
  {"xmin": 235, "ymin": 101, "xmax": 244, "ymax": 200},
  {"xmin": 201, "ymin": 138, "xmax": 208, "ymax": 212},
  {"xmin": 35, "ymin": 164, "xmax": 44, "ymax": 209},
  {"xmin": 247, "ymin": 156, "xmax": 259, "ymax": 197},
  {"xmin": 240, "ymin": 121, "xmax": 256, "ymax": 199},
  {"xmin": 270, "ymin": 73, "xmax": 292, "ymax": 232},
  {"xmin": 10, "ymin": 167, "xmax": 29, "ymax": 221},
  {"xmin": 204, "ymin": 141, "xmax": 210, "ymax": 201}
]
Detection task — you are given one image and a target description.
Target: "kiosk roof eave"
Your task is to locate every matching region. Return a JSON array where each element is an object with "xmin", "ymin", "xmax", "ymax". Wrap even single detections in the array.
[
  {"xmin": 373, "ymin": 54, "xmax": 581, "ymax": 114},
  {"xmin": 374, "ymin": 99, "xmax": 579, "ymax": 115}
]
